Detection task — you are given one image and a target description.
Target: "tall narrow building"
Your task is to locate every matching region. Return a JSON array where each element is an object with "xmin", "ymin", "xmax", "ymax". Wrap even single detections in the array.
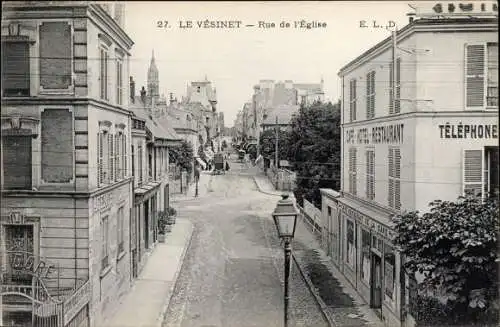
[{"xmin": 147, "ymin": 50, "xmax": 159, "ymax": 103}]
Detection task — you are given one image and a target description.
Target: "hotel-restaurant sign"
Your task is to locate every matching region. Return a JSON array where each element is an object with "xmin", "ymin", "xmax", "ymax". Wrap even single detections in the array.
[{"xmin": 345, "ymin": 123, "xmax": 404, "ymax": 145}]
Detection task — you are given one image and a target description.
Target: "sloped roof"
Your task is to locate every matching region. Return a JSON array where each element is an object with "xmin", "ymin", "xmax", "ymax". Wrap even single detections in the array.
[
  {"xmin": 129, "ymin": 98, "xmax": 181, "ymax": 141},
  {"xmin": 293, "ymin": 83, "xmax": 323, "ymax": 92},
  {"xmin": 261, "ymin": 104, "xmax": 299, "ymax": 125}
]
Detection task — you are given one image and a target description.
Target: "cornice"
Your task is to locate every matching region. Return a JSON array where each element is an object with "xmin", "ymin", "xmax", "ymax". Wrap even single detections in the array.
[
  {"xmin": 88, "ymin": 4, "xmax": 134, "ymax": 51},
  {"xmin": 339, "ymin": 19, "xmax": 498, "ymax": 77}
]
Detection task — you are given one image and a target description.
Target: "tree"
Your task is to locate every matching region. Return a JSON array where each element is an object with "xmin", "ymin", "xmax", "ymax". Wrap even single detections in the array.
[
  {"xmin": 169, "ymin": 140, "xmax": 194, "ymax": 173},
  {"xmin": 287, "ymin": 100, "xmax": 341, "ymax": 207},
  {"xmin": 392, "ymin": 196, "xmax": 499, "ymax": 324},
  {"xmin": 258, "ymin": 128, "xmax": 290, "ymax": 162}
]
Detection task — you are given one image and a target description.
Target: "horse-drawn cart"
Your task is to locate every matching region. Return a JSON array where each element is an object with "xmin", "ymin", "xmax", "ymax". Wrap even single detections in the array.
[{"xmin": 213, "ymin": 153, "xmax": 225, "ymax": 175}]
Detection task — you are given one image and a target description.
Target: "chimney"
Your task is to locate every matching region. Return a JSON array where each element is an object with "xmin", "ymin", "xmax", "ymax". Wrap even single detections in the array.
[
  {"xmin": 140, "ymin": 86, "xmax": 147, "ymax": 105},
  {"xmin": 130, "ymin": 76, "xmax": 135, "ymax": 103}
]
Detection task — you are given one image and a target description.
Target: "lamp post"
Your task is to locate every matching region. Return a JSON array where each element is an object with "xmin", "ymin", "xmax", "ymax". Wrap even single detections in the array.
[{"xmin": 272, "ymin": 194, "xmax": 299, "ymax": 327}]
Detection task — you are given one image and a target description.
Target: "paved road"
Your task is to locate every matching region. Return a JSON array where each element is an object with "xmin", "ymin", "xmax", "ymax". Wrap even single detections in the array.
[{"xmin": 162, "ymin": 159, "xmax": 328, "ymax": 327}]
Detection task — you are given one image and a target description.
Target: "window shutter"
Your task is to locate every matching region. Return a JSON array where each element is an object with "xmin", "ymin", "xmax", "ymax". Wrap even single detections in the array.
[
  {"xmin": 108, "ymin": 133, "xmax": 113, "ymax": 182},
  {"xmin": 115, "ymin": 134, "xmax": 120, "ymax": 180},
  {"xmin": 389, "ymin": 62, "xmax": 394, "ymax": 114},
  {"xmin": 395, "ymin": 58, "xmax": 401, "ymax": 113},
  {"xmin": 388, "ymin": 148, "xmax": 394, "ymax": 208},
  {"xmin": 463, "ymin": 149, "xmax": 484, "ymax": 197},
  {"xmin": 371, "ymin": 71, "xmax": 376, "ymax": 118},
  {"xmin": 2, "ymin": 42, "xmax": 30, "ymax": 96},
  {"xmin": 122, "ymin": 134, "xmax": 127, "ymax": 178},
  {"xmin": 366, "ymin": 72, "xmax": 371, "ymax": 119},
  {"xmin": 465, "ymin": 44, "xmax": 486, "ymax": 109},
  {"xmin": 98, "ymin": 132, "xmax": 103, "ymax": 186},
  {"xmin": 394, "ymin": 148, "xmax": 401, "ymax": 209}
]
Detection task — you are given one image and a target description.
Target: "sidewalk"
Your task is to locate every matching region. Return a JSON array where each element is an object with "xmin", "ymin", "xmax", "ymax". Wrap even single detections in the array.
[
  {"xmin": 254, "ymin": 171, "xmax": 384, "ymax": 327},
  {"xmin": 104, "ymin": 218, "xmax": 194, "ymax": 327},
  {"xmin": 170, "ymin": 171, "xmax": 212, "ymax": 203},
  {"xmin": 253, "ymin": 172, "xmax": 287, "ymax": 197}
]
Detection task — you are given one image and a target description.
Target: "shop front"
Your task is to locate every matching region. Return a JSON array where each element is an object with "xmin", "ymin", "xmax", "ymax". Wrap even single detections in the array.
[{"xmin": 321, "ymin": 190, "xmax": 403, "ymax": 327}]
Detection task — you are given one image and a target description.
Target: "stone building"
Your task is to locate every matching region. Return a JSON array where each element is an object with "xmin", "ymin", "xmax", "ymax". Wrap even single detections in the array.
[
  {"xmin": 1, "ymin": 2, "xmax": 134, "ymax": 326},
  {"xmin": 321, "ymin": 6, "xmax": 498, "ymax": 327}
]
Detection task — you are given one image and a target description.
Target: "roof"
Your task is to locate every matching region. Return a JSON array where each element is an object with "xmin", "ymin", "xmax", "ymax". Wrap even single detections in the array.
[
  {"xmin": 129, "ymin": 98, "xmax": 181, "ymax": 141},
  {"xmin": 338, "ymin": 17, "xmax": 498, "ymax": 76},
  {"xmin": 293, "ymin": 83, "xmax": 322, "ymax": 92},
  {"xmin": 261, "ymin": 104, "xmax": 299, "ymax": 125}
]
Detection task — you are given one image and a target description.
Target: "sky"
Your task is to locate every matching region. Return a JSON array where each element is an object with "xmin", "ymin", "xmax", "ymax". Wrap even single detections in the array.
[{"xmin": 124, "ymin": 1, "xmax": 418, "ymax": 126}]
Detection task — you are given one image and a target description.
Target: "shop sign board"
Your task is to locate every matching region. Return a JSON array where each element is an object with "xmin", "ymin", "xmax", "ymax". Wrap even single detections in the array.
[{"xmin": 337, "ymin": 202, "xmax": 396, "ymax": 240}]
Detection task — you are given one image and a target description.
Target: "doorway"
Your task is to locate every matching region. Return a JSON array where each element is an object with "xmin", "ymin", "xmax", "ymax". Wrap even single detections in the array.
[
  {"xmin": 371, "ymin": 253, "xmax": 383, "ymax": 316},
  {"xmin": 144, "ymin": 200, "xmax": 149, "ymax": 249}
]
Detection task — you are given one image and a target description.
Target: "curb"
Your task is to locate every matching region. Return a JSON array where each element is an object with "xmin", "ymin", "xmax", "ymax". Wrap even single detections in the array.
[
  {"xmin": 292, "ymin": 253, "xmax": 337, "ymax": 327},
  {"xmin": 157, "ymin": 221, "xmax": 195, "ymax": 327},
  {"xmin": 252, "ymin": 176, "xmax": 284, "ymax": 197}
]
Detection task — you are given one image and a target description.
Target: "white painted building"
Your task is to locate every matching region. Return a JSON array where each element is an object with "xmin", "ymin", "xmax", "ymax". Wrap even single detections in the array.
[{"xmin": 321, "ymin": 8, "xmax": 498, "ymax": 327}]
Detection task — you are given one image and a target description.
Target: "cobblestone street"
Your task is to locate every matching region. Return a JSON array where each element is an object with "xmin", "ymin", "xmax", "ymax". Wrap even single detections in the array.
[{"xmin": 162, "ymin": 159, "xmax": 328, "ymax": 327}]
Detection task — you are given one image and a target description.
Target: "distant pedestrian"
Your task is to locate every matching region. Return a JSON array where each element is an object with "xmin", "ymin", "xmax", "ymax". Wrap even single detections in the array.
[{"xmin": 225, "ymin": 161, "xmax": 230, "ymax": 171}]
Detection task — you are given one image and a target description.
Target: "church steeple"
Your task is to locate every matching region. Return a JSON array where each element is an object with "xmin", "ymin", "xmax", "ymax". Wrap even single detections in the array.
[{"xmin": 147, "ymin": 49, "xmax": 159, "ymax": 102}]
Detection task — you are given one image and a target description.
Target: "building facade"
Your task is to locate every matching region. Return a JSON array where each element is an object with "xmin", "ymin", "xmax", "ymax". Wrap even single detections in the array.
[
  {"xmin": 1, "ymin": 2, "xmax": 134, "ymax": 327},
  {"xmin": 322, "ymin": 11, "xmax": 498, "ymax": 327}
]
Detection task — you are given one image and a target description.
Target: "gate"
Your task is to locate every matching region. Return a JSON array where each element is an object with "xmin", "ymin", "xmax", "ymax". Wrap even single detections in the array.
[{"xmin": 1, "ymin": 251, "xmax": 90, "ymax": 327}]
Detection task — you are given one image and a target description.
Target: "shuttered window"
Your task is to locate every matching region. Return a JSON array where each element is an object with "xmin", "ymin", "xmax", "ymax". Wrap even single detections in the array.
[
  {"xmin": 116, "ymin": 57, "xmax": 123, "ymax": 105},
  {"xmin": 108, "ymin": 133, "xmax": 114, "ymax": 182},
  {"xmin": 395, "ymin": 58, "xmax": 401, "ymax": 113},
  {"xmin": 349, "ymin": 79, "xmax": 357, "ymax": 122},
  {"xmin": 366, "ymin": 149, "xmax": 375, "ymax": 200},
  {"xmin": 349, "ymin": 147, "xmax": 357, "ymax": 195},
  {"xmin": 122, "ymin": 134, "xmax": 127, "ymax": 178},
  {"xmin": 100, "ymin": 47, "xmax": 109, "ymax": 100},
  {"xmin": 366, "ymin": 71, "xmax": 375, "ymax": 119},
  {"xmin": 2, "ymin": 41, "xmax": 30, "ymax": 96},
  {"xmin": 465, "ymin": 44, "xmax": 486, "ymax": 109},
  {"xmin": 97, "ymin": 132, "xmax": 105, "ymax": 186},
  {"xmin": 463, "ymin": 149, "xmax": 484, "ymax": 197},
  {"xmin": 388, "ymin": 147, "xmax": 401, "ymax": 210},
  {"xmin": 115, "ymin": 133, "xmax": 120, "ymax": 181}
]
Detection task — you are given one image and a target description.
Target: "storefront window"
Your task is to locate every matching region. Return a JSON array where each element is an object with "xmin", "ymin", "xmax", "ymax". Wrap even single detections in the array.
[
  {"xmin": 346, "ymin": 219, "xmax": 355, "ymax": 268},
  {"xmin": 360, "ymin": 229, "xmax": 371, "ymax": 285},
  {"xmin": 384, "ymin": 243, "xmax": 396, "ymax": 301}
]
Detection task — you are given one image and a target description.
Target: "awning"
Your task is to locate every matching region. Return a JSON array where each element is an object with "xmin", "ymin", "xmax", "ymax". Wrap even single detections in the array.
[{"xmin": 196, "ymin": 157, "xmax": 207, "ymax": 169}]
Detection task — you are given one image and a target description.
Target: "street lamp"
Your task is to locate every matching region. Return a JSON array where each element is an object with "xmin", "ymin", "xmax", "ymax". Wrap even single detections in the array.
[{"xmin": 272, "ymin": 194, "xmax": 299, "ymax": 327}]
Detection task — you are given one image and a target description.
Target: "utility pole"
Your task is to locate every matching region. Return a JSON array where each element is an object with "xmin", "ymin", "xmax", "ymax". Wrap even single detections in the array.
[{"xmin": 275, "ymin": 115, "xmax": 279, "ymax": 168}]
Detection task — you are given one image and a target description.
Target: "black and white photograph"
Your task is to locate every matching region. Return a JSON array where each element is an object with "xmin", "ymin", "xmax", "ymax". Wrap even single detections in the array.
[{"xmin": 0, "ymin": 1, "xmax": 498, "ymax": 327}]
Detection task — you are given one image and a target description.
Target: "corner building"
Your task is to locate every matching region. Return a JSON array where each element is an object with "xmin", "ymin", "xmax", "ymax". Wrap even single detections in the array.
[
  {"xmin": 323, "ymin": 14, "xmax": 498, "ymax": 327},
  {"xmin": 1, "ymin": 2, "xmax": 134, "ymax": 327}
]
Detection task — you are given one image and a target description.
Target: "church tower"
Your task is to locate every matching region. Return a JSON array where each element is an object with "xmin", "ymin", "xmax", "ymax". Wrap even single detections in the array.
[{"xmin": 147, "ymin": 49, "xmax": 159, "ymax": 103}]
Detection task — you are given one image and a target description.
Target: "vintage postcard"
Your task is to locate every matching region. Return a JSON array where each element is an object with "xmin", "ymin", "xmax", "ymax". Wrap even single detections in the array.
[{"xmin": 0, "ymin": 1, "xmax": 498, "ymax": 327}]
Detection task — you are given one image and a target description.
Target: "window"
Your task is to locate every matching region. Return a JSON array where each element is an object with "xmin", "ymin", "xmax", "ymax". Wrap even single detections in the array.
[
  {"xmin": 39, "ymin": 22, "xmax": 72, "ymax": 90},
  {"xmin": 366, "ymin": 71, "xmax": 375, "ymax": 119},
  {"xmin": 41, "ymin": 109, "xmax": 73, "ymax": 183},
  {"xmin": 388, "ymin": 147, "xmax": 401, "ymax": 210},
  {"xmin": 97, "ymin": 131, "xmax": 110, "ymax": 186},
  {"xmin": 463, "ymin": 147, "xmax": 499, "ymax": 199},
  {"xmin": 2, "ymin": 41, "xmax": 30, "ymax": 96},
  {"xmin": 389, "ymin": 58, "xmax": 401, "ymax": 114},
  {"xmin": 384, "ymin": 243, "xmax": 396, "ymax": 300},
  {"xmin": 116, "ymin": 57, "xmax": 123, "ymax": 105},
  {"xmin": 138, "ymin": 145, "xmax": 143, "ymax": 185},
  {"xmin": 348, "ymin": 147, "xmax": 357, "ymax": 195},
  {"xmin": 465, "ymin": 43, "xmax": 498, "ymax": 109},
  {"xmin": 101, "ymin": 216, "xmax": 109, "ymax": 269},
  {"xmin": 366, "ymin": 149, "xmax": 375, "ymax": 200},
  {"xmin": 349, "ymin": 79, "xmax": 357, "ymax": 122},
  {"xmin": 346, "ymin": 219, "xmax": 355, "ymax": 268},
  {"xmin": 122, "ymin": 134, "xmax": 127, "ymax": 178},
  {"xmin": 360, "ymin": 229, "xmax": 371, "ymax": 285},
  {"xmin": 131, "ymin": 144, "xmax": 135, "ymax": 178},
  {"xmin": 99, "ymin": 46, "xmax": 109, "ymax": 100},
  {"xmin": 117, "ymin": 206, "xmax": 124, "ymax": 254},
  {"xmin": 2, "ymin": 136, "xmax": 32, "ymax": 190}
]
